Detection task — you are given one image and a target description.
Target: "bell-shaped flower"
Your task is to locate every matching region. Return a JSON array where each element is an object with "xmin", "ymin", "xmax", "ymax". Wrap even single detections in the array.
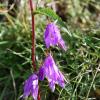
[
  {"xmin": 23, "ymin": 74, "xmax": 38, "ymax": 100},
  {"xmin": 44, "ymin": 22, "xmax": 67, "ymax": 51},
  {"xmin": 39, "ymin": 54, "xmax": 65, "ymax": 92}
]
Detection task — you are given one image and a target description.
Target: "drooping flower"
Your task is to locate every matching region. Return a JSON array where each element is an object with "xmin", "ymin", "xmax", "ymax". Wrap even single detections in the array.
[
  {"xmin": 44, "ymin": 22, "xmax": 67, "ymax": 51},
  {"xmin": 39, "ymin": 54, "xmax": 65, "ymax": 92},
  {"xmin": 23, "ymin": 74, "xmax": 38, "ymax": 100}
]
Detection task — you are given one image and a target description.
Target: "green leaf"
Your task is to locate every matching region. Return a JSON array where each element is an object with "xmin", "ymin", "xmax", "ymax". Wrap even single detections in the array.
[
  {"xmin": 0, "ymin": 41, "xmax": 8, "ymax": 45},
  {"xmin": 34, "ymin": 7, "xmax": 72, "ymax": 36}
]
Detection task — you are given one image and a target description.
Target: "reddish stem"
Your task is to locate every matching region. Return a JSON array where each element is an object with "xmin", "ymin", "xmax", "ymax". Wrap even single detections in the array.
[
  {"xmin": 29, "ymin": 0, "xmax": 36, "ymax": 71},
  {"xmin": 29, "ymin": 0, "xmax": 40, "ymax": 100}
]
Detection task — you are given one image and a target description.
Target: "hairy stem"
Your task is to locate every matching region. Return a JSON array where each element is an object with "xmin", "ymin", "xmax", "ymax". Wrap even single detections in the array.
[{"xmin": 29, "ymin": 0, "xmax": 36, "ymax": 71}]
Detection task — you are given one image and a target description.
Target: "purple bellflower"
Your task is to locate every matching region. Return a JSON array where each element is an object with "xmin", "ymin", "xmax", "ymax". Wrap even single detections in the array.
[
  {"xmin": 23, "ymin": 74, "xmax": 38, "ymax": 100},
  {"xmin": 39, "ymin": 54, "xmax": 65, "ymax": 92},
  {"xmin": 44, "ymin": 22, "xmax": 67, "ymax": 51}
]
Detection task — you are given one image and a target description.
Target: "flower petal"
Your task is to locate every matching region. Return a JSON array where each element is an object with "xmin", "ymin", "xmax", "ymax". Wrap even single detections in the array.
[
  {"xmin": 32, "ymin": 82, "xmax": 38, "ymax": 100},
  {"xmin": 49, "ymin": 81, "xmax": 55, "ymax": 92},
  {"xmin": 39, "ymin": 66, "xmax": 45, "ymax": 81},
  {"xmin": 58, "ymin": 38, "xmax": 67, "ymax": 51},
  {"xmin": 58, "ymin": 71, "xmax": 65, "ymax": 88},
  {"xmin": 24, "ymin": 80, "xmax": 31, "ymax": 98}
]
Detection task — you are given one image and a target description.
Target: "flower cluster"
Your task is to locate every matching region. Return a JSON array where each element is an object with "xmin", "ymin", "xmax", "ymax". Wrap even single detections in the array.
[{"xmin": 23, "ymin": 23, "xmax": 67, "ymax": 100}]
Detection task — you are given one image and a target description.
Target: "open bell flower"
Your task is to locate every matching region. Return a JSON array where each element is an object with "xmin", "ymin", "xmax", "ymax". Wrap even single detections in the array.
[
  {"xmin": 44, "ymin": 22, "xmax": 67, "ymax": 51},
  {"xmin": 39, "ymin": 54, "xmax": 65, "ymax": 92},
  {"xmin": 23, "ymin": 74, "xmax": 38, "ymax": 100}
]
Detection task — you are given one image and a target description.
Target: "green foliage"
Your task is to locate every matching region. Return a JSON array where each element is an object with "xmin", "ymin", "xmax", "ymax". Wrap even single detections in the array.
[{"xmin": 0, "ymin": 0, "xmax": 100, "ymax": 100}]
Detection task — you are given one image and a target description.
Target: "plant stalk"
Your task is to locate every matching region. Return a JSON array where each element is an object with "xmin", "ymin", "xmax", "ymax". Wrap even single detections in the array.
[
  {"xmin": 29, "ymin": 0, "xmax": 40, "ymax": 100},
  {"xmin": 29, "ymin": 0, "xmax": 36, "ymax": 71}
]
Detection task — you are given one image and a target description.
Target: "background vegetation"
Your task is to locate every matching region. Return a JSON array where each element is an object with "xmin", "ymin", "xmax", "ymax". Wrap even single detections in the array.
[{"xmin": 0, "ymin": 0, "xmax": 100, "ymax": 100}]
